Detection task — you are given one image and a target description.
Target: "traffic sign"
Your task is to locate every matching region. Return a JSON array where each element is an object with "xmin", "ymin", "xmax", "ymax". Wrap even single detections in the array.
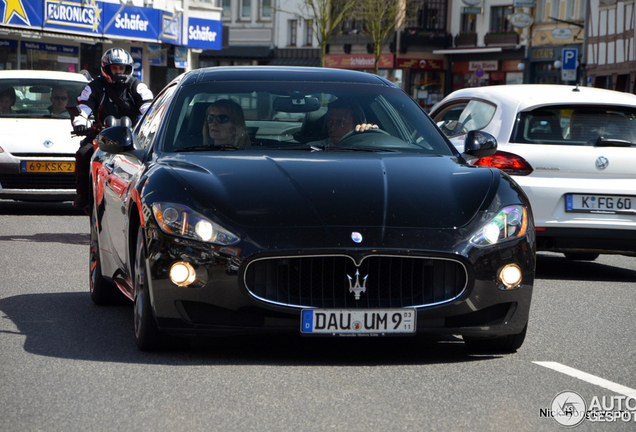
[
  {"xmin": 561, "ymin": 48, "xmax": 577, "ymax": 82},
  {"xmin": 562, "ymin": 48, "xmax": 577, "ymax": 70}
]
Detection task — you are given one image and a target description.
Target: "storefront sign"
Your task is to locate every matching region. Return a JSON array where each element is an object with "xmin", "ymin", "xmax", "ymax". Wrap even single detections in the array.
[
  {"xmin": 461, "ymin": 0, "xmax": 482, "ymax": 5},
  {"xmin": 462, "ymin": 7, "xmax": 483, "ymax": 14},
  {"xmin": 3, "ymin": 0, "xmax": 220, "ymax": 50},
  {"xmin": 513, "ymin": 0, "xmax": 535, "ymax": 6},
  {"xmin": 186, "ymin": 17, "xmax": 222, "ymax": 50},
  {"xmin": 103, "ymin": 3, "xmax": 159, "ymax": 42},
  {"xmin": 0, "ymin": 38, "xmax": 18, "ymax": 48},
  {"xmin": 20, "ymin": 41, "xmax": 79, "ymax": 56},
  {"xmin": 552, "ymin": 28, "xmax": 573, "ymax": 39},
  {"xmin": 396, "ymin": 58, "xmax": 443, "ymax": 70},
  {"xmin": 160, "ymin": 11, "xmax": 183, "ymax": 45},
  {"xmin": 43, "ymin": 0, "xmax": 102, "ymax": 34},
  {"xmin": 510, "ymin": 13, "xmax": 533, "ymax": 28},
  {"xmin": 533, "ymin": 49, "xmax": 555, "ymax": 60},
  {"xmin": 469, "ymin": 60, "xmax": 498, "ymax": 71},
  {"xmin": 324, "ymin": 54, "xmax": 394, "ymax": 69}
]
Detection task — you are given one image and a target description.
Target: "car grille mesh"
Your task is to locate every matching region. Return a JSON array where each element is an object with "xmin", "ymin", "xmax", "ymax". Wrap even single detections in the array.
[
  {"xmin": 0, "ymin": 173, "xmax": 76, "ymax": 189},
  {"xmin": 244, "ymin": 255, "xmax": 467, "ymax": 308}
]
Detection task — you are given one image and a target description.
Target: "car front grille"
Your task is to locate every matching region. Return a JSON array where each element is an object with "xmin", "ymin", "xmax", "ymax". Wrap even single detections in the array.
[
  {"xmin": 0, "ymin": 173, "xmax": 76, "ymax": 190},
  {"xmin": 243, "ymin": 255, "xmax": 468, "ymax": 309}
]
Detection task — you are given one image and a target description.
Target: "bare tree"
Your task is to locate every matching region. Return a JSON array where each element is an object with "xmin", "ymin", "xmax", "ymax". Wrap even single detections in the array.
[
  {"xmin": 300, "ymin": 0, "xmax": 357, "ymax": 67},
  {"xmin": 359, "ymin": 0, "xmax": 413, "ymax": 75}
]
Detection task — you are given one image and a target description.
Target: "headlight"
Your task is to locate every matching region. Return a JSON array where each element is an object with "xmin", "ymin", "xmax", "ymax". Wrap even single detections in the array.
[
  {"xmin": 470, "ymin": 205, "xmax": 528, "ymax": 246},
  {"xmin": 152, "ymin": 202, "xmax": 239, "ymax": 245}
]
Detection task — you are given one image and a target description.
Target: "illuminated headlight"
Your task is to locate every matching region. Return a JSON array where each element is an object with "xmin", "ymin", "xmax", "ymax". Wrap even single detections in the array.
[
  {"xmin": 170, "ymin": 261, "xmax": 196, "ymax": 287},
  {"xmin": 498, "ymin": 264, "xmax": 523, "ymax": 289},
  {"xmin": 470, "ymin": 205, "xmax": 528, "ymax": 246},
  {"xmin": 152, "ymin": 202, "xmax": 239, "ymax": 245}
]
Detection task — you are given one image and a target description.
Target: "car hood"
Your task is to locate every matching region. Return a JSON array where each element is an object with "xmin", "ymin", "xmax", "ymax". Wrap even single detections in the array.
[
  {"xmin": 0, "ymin": 117, "xmax": 82, "ymax": 154},
  {"xmin": 162, "ymin": 151, "xmax": 496, "ymax": 229}
]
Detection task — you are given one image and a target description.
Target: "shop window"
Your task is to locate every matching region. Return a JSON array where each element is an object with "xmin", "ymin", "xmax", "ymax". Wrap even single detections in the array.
[{"xmin": 616, "ymin": 74, "xmax": 629, "ymax": 92}]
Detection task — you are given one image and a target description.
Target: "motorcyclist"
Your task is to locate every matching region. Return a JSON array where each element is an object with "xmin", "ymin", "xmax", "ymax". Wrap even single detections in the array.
[{"xmin": 72, "ymin": 48, "xmax": 153, "ymax": 211}]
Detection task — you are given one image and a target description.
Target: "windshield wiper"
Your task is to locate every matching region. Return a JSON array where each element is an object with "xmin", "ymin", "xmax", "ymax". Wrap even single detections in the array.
[
  {"xmin": 594, "ymin": 137, "xmax": 635, "ymax": 147},
  {"xmin": 178, "ymin": 144, "xmax": 240, "ymax": 152}
]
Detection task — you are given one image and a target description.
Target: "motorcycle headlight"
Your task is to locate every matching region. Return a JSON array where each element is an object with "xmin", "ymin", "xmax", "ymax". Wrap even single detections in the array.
[
  {"xmin": 470, "ymin": 205, "xmax": 528, "ymax": 246},
  {"xmin": 152, "ymin": 202, "xmax": 239, "ymax": 246}
]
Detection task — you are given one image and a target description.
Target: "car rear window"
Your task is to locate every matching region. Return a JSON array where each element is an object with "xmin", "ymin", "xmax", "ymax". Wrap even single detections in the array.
[{"xmin": 513, "ymin": 106, "xmax": 636, "ymax": 146}]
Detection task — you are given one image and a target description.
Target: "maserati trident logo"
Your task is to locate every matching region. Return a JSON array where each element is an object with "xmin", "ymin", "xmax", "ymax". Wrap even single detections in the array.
[
  {"xmin": 43, "ymin": 140, "xmax": 54, "ymax": 148},
  {"xmin": 596, "ymin": 156, "xmax": 609, "ymax": 170},
  {"xmin": 347, "ymin": 269, "xmax": 368, "ymax": 300}
]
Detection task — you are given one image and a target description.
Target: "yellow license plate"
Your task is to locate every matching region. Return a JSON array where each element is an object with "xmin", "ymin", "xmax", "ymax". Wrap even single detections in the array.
[{"xmin": 21, "ymin": 161, "xmax": 75, "ymax": 173}]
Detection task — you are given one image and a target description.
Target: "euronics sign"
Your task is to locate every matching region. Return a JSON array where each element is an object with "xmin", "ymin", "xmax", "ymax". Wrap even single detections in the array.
[{"xmin": 0, "ymin": 0, "xmax": 219, "ymax": 49}]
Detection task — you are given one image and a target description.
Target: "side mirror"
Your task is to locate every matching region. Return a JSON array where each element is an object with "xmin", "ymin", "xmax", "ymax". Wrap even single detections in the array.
[
  {"xmin": 96, "ymin": 126, "xmax": 134, "ymax": 153},
  {"xmin": 462, "ymin": 130, "xmax": 497, "ymax": 160}
]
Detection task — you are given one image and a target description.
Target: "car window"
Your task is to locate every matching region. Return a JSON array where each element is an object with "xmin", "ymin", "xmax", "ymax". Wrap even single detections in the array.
[
  {"xmin": 136, "ymin": 83, "xmax": 177, "ymax": 149},
  {"xmin": 160, "ymin": 81, "xmax": 455, "ymax": 155},
  {"xmin": 433, "ymin": 100, "xmax": 496, "ymax": 137},
  {"xmin": 0, "ymin": 78, "xmax": 86, "ymax": 118},
  {"xmin": 513, "ymin": 106, "xmax": 636, "ymax": 145}
]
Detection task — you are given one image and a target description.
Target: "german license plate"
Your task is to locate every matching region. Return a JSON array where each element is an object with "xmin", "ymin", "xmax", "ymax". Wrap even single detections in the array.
[
  {"xmin": 21, "ymin": 160, "xmax": 75, "ymax": 173},
  {"xmin": 301, "ymin": 309, "xmax": 416, "ymax": 336},
  {"xmin": 565, "ymin": 194, "xmax": 636, "ymax": 215}
]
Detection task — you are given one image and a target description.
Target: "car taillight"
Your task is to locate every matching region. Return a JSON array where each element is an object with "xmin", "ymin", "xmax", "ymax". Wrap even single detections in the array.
[{"xmin": 471, "ymin": 151, "xmax": 534, "ymax": 176}]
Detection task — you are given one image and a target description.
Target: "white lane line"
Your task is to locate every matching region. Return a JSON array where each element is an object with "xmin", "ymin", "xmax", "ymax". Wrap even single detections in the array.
[{"xmin": 533, "ymin": 361, "xmax": 636, "ymax": 398}]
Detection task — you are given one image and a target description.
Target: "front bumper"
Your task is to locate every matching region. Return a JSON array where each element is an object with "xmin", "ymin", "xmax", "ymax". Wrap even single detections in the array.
[{"xmin": 143, "ymin": 228, "xmax": 535, "ymax": 339}]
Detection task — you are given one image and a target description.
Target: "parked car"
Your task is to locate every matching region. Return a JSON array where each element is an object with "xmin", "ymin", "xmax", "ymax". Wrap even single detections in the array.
[
  {"xmin": 0, "ymin": 70, "xmax": 88, "ymax": 202},
  {"xmin": 89, "ymin": 66, "xmax": 535, "ymax": 352},
  {"xmin": 431, "ymin": 84, "xmax": 636, "ymax": 261}
]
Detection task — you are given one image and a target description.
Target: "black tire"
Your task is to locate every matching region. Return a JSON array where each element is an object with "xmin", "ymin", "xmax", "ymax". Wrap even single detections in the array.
[
  {"xmin": 464, "ymin": 323, "xmax": 527, "ymax": 354},
  {"xmin": 564, "ymin": 252, "xmax": 599, "ymax": 261},
  {"xmin": 133, "ymin": 228, "xmax": 165, "ymax": 351},
  {"xmin": 89, "ymin": 212, "xmax": 127, "ymax": 305}
]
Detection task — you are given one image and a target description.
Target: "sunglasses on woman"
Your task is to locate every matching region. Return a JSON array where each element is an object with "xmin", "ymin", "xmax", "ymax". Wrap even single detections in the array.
[{"xmin": 206, "ymin": 114, "xmax": 231, "ymax": 124}]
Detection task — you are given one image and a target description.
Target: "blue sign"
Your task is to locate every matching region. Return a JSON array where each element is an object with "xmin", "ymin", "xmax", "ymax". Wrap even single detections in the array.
[
  {"xmin": 130, "ymin": 46, "xmax": 143, "ymax": 81},
  {"xmin": 562, "ymin": 48, "xmax": 578, "ymax": 70},
  {"xmin": 43, "ymin": 0, "xmax": 102, "ymax": 34},
  {"xmin": 103, "ymin": 3, "xmax": 159, "ymax": 42},
  {"xmin": 2, "ymin": 0, "xmax": 222, "ymax": 50},
  {"xmin": 20, "ymin": 41, "xmax": 79, "ymax": 55},
  {"xmin": 187, "ymin": 17, "xmax": 222, "ymax": 50},
  {"xmin": 1, "ymin": 0, "xmax": 44, "ymax": 28},
  {"xmin": 159, "ymin": 11, "xmax": 182, "ymax": 45}
]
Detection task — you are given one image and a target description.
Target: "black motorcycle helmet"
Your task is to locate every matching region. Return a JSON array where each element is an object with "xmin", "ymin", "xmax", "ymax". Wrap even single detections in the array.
[{"xmin": 101, "ymin": 48, "xmax": 134, "ymax": 87}]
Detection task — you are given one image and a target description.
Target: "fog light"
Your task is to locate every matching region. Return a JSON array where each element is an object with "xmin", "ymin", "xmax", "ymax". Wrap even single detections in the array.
[
  {"xmin": 170, "ymin": 261, "xmax": 196, "ymax": 287},
  {"xmin": 499, "ymin": 264, "xmax": 522, "ymax": 289}
]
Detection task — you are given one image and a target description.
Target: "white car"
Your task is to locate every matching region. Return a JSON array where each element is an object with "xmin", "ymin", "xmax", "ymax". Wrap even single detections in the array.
[
  {"xmin": 0, "ymin": 70, "xmax": 88, "ymax": 202},
  {"xmin": 430, "ymin": 84, "xmax": 636, "ymax": 260}
]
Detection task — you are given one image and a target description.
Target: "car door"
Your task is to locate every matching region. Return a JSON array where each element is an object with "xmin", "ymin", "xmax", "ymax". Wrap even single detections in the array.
[{"xmin": 101, "ymin": 83, "xmax": 177, "ymax": 269}]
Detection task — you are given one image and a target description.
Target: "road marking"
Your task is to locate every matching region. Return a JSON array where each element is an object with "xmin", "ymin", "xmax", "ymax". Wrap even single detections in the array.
[{"xmin": 534, "ymin": 361, "xmax": 636, "ymax": 398}]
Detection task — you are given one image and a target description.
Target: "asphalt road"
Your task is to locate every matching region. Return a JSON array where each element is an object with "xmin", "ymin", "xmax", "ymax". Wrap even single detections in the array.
[{"xmin": 1, "ymin": 200, "xmax": 635, "ymax": 432}]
